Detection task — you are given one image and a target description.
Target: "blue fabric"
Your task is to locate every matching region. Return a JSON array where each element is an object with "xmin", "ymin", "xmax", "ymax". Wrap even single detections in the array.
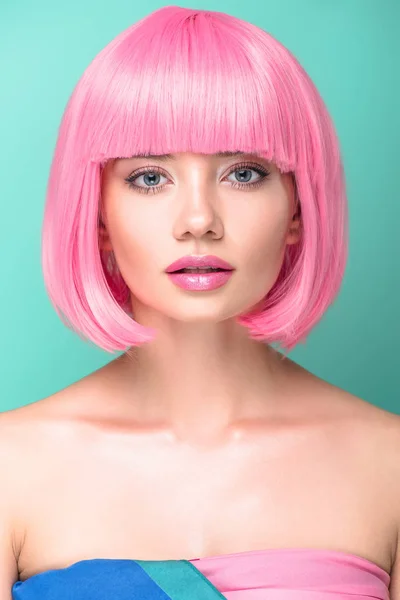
[{"xmin": 12, "ymin": 559, "xmax": 174, "ymax": 600}]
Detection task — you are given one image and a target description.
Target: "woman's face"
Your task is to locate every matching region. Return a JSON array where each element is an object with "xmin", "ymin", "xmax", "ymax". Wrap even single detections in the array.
[{"xmin": 99, "ymin": 152, "xmax": 301, "ymax": 322}]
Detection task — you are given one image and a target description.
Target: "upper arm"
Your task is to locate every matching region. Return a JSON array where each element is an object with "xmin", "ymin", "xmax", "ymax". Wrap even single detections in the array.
[
  {"xmin": 0, "ymin": 418, "xmax": 21, "ymax": 598},
  {"xmin": 389, "ymin": 528, "xmax": 400, "ymax": 600},
  {"xmin": 388, "ymin": 414, "xmax": 400, "ymax": 600},
  {"xmin": 0, "ymin": 498, "xmax": 19, "ymax": 599}
]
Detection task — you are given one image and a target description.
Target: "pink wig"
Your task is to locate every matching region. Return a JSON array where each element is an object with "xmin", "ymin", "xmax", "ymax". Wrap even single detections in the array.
[{"xmin": 42, "ymin": 5, "xmax": 348, "ymax": 354}]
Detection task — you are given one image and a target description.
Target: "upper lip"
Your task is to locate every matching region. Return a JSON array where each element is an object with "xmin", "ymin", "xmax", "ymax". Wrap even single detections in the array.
[{"xmin": 165, "ymin": 255, "xmax": 235, "ymax": 273}]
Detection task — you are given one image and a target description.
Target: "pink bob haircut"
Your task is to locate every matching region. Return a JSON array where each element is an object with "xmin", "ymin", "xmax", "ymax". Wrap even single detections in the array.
[{"xmin": 42, "ymin": 5, "xmax": 348, "ymax": 355}]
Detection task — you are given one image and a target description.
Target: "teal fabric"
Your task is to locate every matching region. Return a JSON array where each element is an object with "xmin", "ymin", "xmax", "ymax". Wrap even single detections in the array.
[{"xmin": 12, "ymin": 558, "xmax": 227, "ymax": 599}]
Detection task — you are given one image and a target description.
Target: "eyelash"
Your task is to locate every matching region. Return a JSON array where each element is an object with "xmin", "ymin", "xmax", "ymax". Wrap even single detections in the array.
[{"xmin": 124, "ymin": 162, "xmax": 271, "ymax": 195}]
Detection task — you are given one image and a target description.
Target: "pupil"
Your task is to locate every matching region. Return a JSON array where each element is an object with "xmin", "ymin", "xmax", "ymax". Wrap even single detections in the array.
[
  {"xmin": 144, "ymin": 173, "xmax": 160, "ymax": 186},
  {"xmin": 236, "ymin": 169, "xmax": 252, "ymax": 182}
]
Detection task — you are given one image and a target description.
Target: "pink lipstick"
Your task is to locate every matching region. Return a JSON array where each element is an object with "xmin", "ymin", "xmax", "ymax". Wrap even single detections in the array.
[{"xmin": 165, "ymin": 255, "xmax": 235, "ymax": 291}]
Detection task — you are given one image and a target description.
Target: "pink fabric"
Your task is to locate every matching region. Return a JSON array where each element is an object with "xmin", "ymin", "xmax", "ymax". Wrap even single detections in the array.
[{"xmin": 189, "ymin": 548, "xmax": 390, "ymax": 599}]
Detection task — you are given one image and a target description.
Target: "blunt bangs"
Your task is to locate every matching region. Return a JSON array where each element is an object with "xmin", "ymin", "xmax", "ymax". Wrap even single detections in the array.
[
  {"xmin": 76, "ymin": 10, "xmax": 295, "ymax": 170},
  {"xmin": 42, "ymin": 5, "xmax": 348, "ymax": 353}
]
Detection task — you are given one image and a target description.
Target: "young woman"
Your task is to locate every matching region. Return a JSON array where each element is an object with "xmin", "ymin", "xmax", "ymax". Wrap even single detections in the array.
[{"xmin": 2, "ymin": 5, "xmax": 399, "ymax": 599}]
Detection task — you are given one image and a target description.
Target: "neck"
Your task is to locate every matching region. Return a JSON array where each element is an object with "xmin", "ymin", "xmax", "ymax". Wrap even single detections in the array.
[{"xmin": 114, "ymin": 317, "xmax": 292, "ymax": 446}]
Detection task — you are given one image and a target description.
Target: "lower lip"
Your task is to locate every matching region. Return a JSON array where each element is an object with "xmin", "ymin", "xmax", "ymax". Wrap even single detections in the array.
[{"xmin": 166, "ymin": 270, "xmax": 234, "ymax": 291}]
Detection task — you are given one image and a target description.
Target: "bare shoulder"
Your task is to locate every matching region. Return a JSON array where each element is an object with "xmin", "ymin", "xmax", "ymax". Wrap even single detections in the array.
[
  {"xmin": 294, "ymin": 364, "xmax": 400, "ymax": 564},
  {"xmin": 0, "ymin": 380, "xmax": 99, "ymax": 567},
  {"xmin": 0, "ymin": 395, "xmax": 72, "ymax": 489},
  {"xmin": 0, "ymin": 359, "xmax": 124, "ymax": 474},
  {"xmin": 287, "ymin": 356, "xmax": 400, "ymax": 433},
  {"xmin": 305, "ymin": 367, "xmax": 400, "ymax": 509},
  {"xmin": 0, "ymin": 358, "xmax": 116, "ymax": 429},
  {"xmin": 334, "ymin": 393, "xmax": 400, "ymax": 595},
  {"xmin": 0, "ymin": 407, "xmax": 36, "ymax": 574},
  {"xmin": 0, "ymin": 373, "xmax": 104, "ymax": 493},
  {"xmin": 287, "ymin": 357, "xmax": 400, "ymax": 484},
  {"xmin": 323, "ymin": 372, "xmax": 400, "ymax": 455},
  {"xmin": 326, "ymin": 378, "xmax": 400, "ymax": 447}
]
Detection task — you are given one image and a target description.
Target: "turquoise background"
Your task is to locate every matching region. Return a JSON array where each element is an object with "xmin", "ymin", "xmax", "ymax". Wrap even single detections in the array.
[{"xmin": 0, "ymin": 1, "xmax": 398, "ymax": 413}]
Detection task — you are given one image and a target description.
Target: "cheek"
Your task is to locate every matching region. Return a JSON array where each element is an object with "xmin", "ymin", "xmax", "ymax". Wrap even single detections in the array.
[
  {"xmin": 113, "ymin": 228, "xmax": 161, "ymax": 288},
  {"xmin": 233, "ymin": 202, "xmax": 291, "ymax": 271},
  {"xmin": 232, "ymin": 214, "xmax": 290, "ymax": 311},
  {"xmin": 103, "ymin": 194, "xmax": 161, "ymax": 280}
]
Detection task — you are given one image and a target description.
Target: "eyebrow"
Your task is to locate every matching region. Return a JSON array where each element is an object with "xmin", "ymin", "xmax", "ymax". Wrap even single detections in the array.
[{"xmin": 127, "ymin": 151, "xmax": 253, "ymax": 161}]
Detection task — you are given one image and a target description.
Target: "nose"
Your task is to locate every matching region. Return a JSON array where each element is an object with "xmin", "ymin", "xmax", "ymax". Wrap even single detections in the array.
[{"xmin": 172, "ymin": 179, "xmax": 224, "ymax": 241}]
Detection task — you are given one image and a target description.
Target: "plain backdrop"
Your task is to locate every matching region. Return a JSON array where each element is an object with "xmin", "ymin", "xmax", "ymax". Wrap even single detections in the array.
[{"xmin": 0, "ymin": 0, "xmax": 398, "ymax": 412}]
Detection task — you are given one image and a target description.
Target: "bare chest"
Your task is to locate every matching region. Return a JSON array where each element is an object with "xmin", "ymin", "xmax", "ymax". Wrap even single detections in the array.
[{"xmin": 17, "ymin": 419, "xmax": 396, "ymax": 580}]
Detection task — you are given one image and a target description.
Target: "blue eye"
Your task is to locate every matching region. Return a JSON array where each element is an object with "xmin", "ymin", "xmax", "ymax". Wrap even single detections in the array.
[
  {"xmin": 226, "ymin": 165, "xmax": 270, "ymax": 189},
  {"xmin": 124, "ymin": 162, "xmax": 271, "ymax": 195},
  {"xmin": 125, "ymin": 167, "xmax": 168, "ymax": 195}
]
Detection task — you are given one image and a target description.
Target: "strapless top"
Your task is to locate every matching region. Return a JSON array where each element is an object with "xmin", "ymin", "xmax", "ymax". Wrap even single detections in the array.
[{"xmin": 11, "ymin": 547, "xmax": 391, "ymax": 599}]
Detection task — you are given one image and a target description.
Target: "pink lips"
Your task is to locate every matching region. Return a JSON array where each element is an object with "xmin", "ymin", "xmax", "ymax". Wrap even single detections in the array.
[
  {"xmin": 165, "ymin": 254, "xmax": 235, "ymax": 291},
  {"xmin": 165, "ymin": 254, "xmax": 234, "ymax": 272}
]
